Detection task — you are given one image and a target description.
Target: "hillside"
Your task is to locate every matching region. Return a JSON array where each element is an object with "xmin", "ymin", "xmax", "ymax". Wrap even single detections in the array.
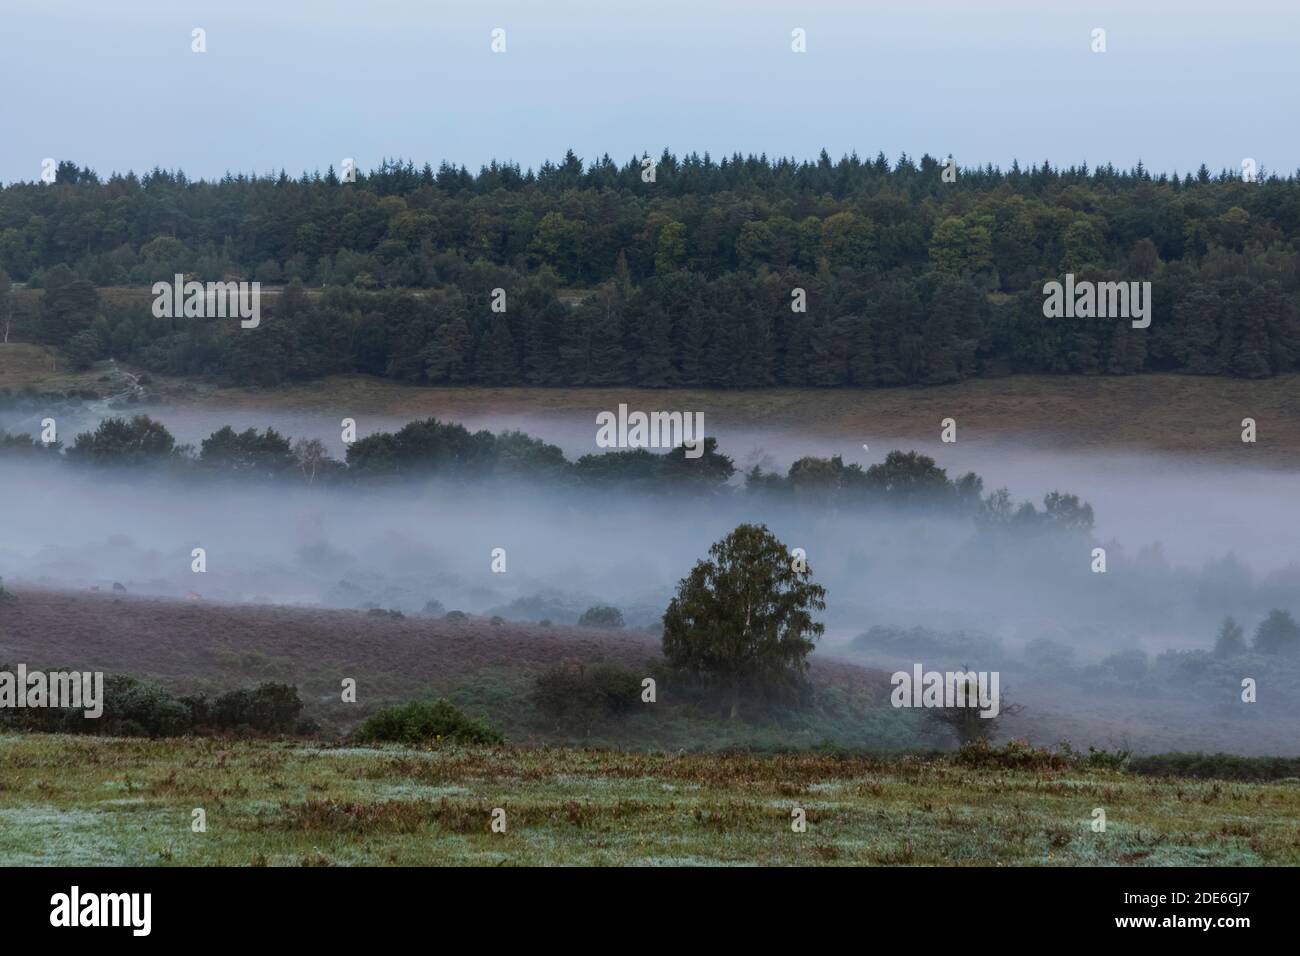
[{"xmin": 0, "ymin": 588, "xmax": 904, "ymax": 751}]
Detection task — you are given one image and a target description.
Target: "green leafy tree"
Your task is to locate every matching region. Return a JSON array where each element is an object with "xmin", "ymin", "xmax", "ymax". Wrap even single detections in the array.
[
  {"xmin": 199, "ymin": 426, "xmax": 297, "ymax": 477},
  {"xmin": 67, "ymin": 416, "xmax": 177, "ymax": 465},
  {"xmin": 864, "ymin": 450, "xmax": 952, "ymax": 503},
  {"xmin": 662, "ymin": 523, "xmax": 826, "ymax": 719}
]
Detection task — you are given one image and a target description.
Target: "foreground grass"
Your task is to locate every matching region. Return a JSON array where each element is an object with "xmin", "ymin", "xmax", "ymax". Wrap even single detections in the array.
[{"xmin": 2, "ymin": 734, "xmax": 1297, "ymax": 866}]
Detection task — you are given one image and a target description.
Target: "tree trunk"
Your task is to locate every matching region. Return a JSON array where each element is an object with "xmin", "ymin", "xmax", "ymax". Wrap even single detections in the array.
[{"xmin": 728, "ymin": 681, "xmax": 740, "ymax": 720}]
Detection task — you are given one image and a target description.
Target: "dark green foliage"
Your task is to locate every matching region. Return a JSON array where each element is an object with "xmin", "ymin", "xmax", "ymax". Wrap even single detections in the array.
[
  {"xmin": 954, "ymin": 739, "xmax": 1129, "ymax": 771},
  {"xmin": 6, "ymin": 154, "xmax": 1300, "ymax": 388},
  {"xmin": 97, "ymin": 674, "xmax": 194, "ymax": 737},
  {"xmin": 0, "ymin": 672, "xmax": 306, "ymax": 738},
  {"xmin": 2, "ymin": 410, "xmax": 1097, "ymax": 528},
  {"xmin": 353, "ymin": 698, "xmax": 504, "ymax": 745},
  {"xmin": 66, "ymin": 415, "xmax": 176, "ymax": 465},
  {"xmin": 188, "ymin": 682, "xmax": 303, "ymax": 734},
  {"xmin": 531, "ymin": 664, "xmax": 643, "ymax": 721},
  {"xmin": 662, "ymin": 523, "xmax": 826, "ymax": 719},
  {"xmin": 345, "ymin": 417, "xmax": 498, "ymax": 477},
  {"xmin": 1253, "ymin": 609, "xmax": 1300, "ymax": 655},
  {"xmin": 1127, "ymin": 752, "xmax": 1300, "ymax": 781},
  {"xmin": 199, "ymin": 426, "xmax": 297, "ymax": 478},
  {"xmin": 578, "ymin": 606, "xmax": 625, "ymax": 628},
  {"xmin": 748, "ymin": 450, "xmax": 994, "ymax": 513}
]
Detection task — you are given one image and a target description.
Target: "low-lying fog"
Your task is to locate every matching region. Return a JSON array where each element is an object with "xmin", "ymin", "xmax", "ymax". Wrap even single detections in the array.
[
  {"xmin": 5, "ymin": 401, "xmax": 1299, "ymax": 752},
  {"xmin": 3, "ymin": 403, "xmax": 1297, "ymax": 650},
  {"xmin": 4, "ymin": 399, "xmax": 1296, "ymax": 574}
]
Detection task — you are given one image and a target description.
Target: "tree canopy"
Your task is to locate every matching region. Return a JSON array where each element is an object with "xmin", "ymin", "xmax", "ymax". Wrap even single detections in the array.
[
  {"xmin": 662, "ymin": 523, "xmax": 827, "ymax": 718},
  {"xmin": 2, "ymin": 151, "xmax": 1299, "ymax": 387}
]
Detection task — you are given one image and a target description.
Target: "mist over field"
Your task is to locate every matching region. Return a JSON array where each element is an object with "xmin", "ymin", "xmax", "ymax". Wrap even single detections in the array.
[
  {"xmin": 2, "ymin": 406, "xmax": 1297, "ymax": 642},
  {"xmin": 4, "ymin": 401, "xmax": 1299, "ymax": 755}
]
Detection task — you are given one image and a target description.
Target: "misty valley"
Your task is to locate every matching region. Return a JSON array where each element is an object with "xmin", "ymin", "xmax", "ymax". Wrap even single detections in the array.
[{"xmin": 2, "ymin": 397, "xmax": 1295, "ymax": 759}]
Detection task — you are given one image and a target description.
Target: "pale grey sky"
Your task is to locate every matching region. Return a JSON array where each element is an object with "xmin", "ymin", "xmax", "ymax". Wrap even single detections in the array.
[{"xmin": 2, "ymin": 0, "xmax": 1297, "ymax": 183}]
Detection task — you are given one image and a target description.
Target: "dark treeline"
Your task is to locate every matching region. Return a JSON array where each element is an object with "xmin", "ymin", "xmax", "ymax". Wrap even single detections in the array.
[
  {"xmin": 4, "ymin": 150, "xmax": 1299, "ymax": 386},
  {"xmin": 0, "ymin": 413, "xmax": 1094, "ymax": 531}
]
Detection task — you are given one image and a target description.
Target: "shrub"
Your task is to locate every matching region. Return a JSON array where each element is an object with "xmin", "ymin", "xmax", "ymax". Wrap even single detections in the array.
[
  {"xmin": 189, "ymin": 683, "xmax": 303, "ymax": 734},
  {"xmin": 530, "ymin": 667, "xmax": 584, "ymax": 719},
  {"xmin": 1253, "ymin": 609, "xmax": 1300, "ymax": 656},
  {"xmin": 101, "ymin": 675, "xmax": 194, "ymax": 737},
  {"xmin": 0, "ymin": 672, "xmax": 192, "ymax": 737},
  {"xmin": 1127, "ymin": 752, "xmax": 1300, "ymax": 781},
  {"xmin": 443, "ymin": 610, "xmax": 468, "ymax": 623},
  {"xmin": 0, "ymin": 671, "xmax": 308, "ymax": 737},
  {"xmin": 531, "ymin": 663, "xmax": 643, "ymax": 721},
  {"xmin": 578, "ymin": 605, "xmax": 625, "ymax": 628},
  {"xmin": 925, "ymin": 673, "xmax": 1022, "ymax": 745},
  {"xmin": 354, "ymin": 699, "xmax": 503, "ymax": 745},
  {"xmin": 422, "ymin": 599, "xmax": 445, "ymax": 616},
  {"xmin": 953, "ymin": 738, "xmax": 1068, "ymax": 770},
  {"xmin": 0, "ymin": 578, "xmax": 15, "ymax": 605},
  {"xmin": 586, "ymin": 664, "xmax": 642, "ymax": 716}
]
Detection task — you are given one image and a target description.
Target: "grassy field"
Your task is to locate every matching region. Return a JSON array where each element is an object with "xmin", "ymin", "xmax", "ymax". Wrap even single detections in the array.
[
  {"xmin": 192, "ymin": 373, "xmax": 1300, "ymax": 462},
  {"xmin": 3, "ymin": 341, "xmax": 1299, "ymax": 462},
  {"xmin": 1, "ymin": 734, "xmax": 1297, "ymax": 866}
]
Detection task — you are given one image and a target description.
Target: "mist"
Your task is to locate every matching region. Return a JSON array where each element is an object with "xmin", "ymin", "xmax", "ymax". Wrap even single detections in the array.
[{"xmin": 3, "ymin": 407, "xmax": 1298, "ymax": 754}]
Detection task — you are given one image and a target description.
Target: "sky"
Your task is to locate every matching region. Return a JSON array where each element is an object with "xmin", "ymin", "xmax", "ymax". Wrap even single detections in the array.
[{"xmin": 2, "ymin": 0, "xmax": 1298, "ymax": 184}]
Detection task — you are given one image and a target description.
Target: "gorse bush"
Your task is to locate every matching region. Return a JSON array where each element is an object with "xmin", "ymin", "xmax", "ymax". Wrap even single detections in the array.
[{"xmin": 354, "ymin": 699, "xmax": 504, "ymax": 746}]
